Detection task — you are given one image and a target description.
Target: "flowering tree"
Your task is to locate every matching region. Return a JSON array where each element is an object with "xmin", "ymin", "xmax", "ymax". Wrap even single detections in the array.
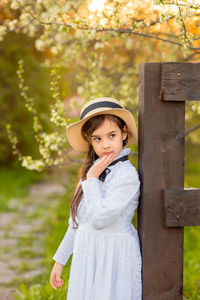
[{"xmin": 1, "ymin": 0, "xmax": 200, "ymax": 170}]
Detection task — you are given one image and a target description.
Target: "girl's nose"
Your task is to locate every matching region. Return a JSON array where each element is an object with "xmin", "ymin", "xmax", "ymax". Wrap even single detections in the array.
[{"xmin": 102, "ymin": 139, "xmax": 110, "ymax": 148}]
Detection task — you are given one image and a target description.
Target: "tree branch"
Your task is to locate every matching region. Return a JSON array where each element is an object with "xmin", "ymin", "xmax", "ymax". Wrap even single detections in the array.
[
  {"xmin": 38, "ymin": 20, "xmax": 200, "ymax": 50},
  {"xmin": 8, "ymin": 1, "xmax": 200, "ymax": 51}
]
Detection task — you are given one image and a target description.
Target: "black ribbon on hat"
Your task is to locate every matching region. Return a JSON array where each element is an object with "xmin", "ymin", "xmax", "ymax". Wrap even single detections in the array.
[
  {"xmin": 80, "ymin": 101, "xmax": 123, "ymax": 120},
  {"xmin": 98, "ymin": 155, "xmax": 129, "ymax": 182}
]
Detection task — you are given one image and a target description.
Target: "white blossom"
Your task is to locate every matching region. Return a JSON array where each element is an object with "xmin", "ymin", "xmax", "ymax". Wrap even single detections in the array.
[
  {"xmin": 0, "ymin": 25, "xmax": 7, "ymax": 41},
  {"xmin": 10, "ymin": 0, "xmax": 20, "ymax": 10},
  {"xmin": 7, "ymin": 20, "xmax": 18, "ymax": 31},
  {"xmin": 22, "ymin": 156, "xmax": 45, "ymax": 171},
  {"xmin": 51, "ymin": 46, "xmax": 58, "ymax": 55},
  {"xmin": 35, "ymin": 39, "xmax": 46, "ymax": 51}
]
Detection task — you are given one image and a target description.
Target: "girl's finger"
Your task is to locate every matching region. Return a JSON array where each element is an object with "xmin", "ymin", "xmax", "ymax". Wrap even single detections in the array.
[
  {"xmin": 100, "ymin": 153, "xmax": 115, "ymax": 165},
  {"xmin": 96, "ymin": 159, "xmax": 111, "ymax": 170},
  {"xmin": 56, "ymin": 278, "xmax": 63, "ymax": 284},
  {"xmin": 96, "ymin": 159, "xmax": 115, "ymax": 174},
  {"xmin": 99, "ymin": 158, "xmax": 114, "ymax": 168},
  {"xmin": 50, "ymin": 277, "xmax": 57, "ymax": 290},
  {"xmin": 88, "ymin": 153, "xmax": 116, "ymax": 178},
  {"xmin": 101, "ymin": 153, "xmax": 115, "ymax": 161}
]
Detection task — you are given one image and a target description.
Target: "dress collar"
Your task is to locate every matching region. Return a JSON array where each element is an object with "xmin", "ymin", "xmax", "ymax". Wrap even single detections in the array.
[{"xmin": 94, "ymin": 147, "xmax": 131, "ymax": 164}]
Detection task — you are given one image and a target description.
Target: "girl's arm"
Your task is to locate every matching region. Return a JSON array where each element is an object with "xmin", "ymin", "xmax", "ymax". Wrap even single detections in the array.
[
  {"xmin": 81, "ymin": 164, "xmax": 140, "ymax": 230},
  {"xmin": 52, "ymin": 213, "xmax": 78, "ymax": 265}
]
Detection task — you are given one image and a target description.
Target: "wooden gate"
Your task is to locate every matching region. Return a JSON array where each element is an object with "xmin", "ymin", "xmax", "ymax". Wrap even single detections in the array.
[{"xmin": 138, "ymin": 62, "xmax": 200, "ymax": 300}]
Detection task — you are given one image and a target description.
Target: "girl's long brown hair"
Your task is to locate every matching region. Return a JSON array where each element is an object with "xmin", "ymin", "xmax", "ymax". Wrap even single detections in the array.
[{"xmin": 70, "ymin": 114, "xmax": 129, "ymax": 228}]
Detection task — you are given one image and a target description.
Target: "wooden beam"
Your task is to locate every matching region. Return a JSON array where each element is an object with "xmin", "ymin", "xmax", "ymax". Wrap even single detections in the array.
[
  {"xmin": 138, "ymin": 63, "xmax": 184, "ymax": 299},
  {"xmin": 161, "ymin": 62, "xmax": 200, "ymax": 101},
  {"xmin": 164, "ymin": 188, "xmax": 200, "ymax": 227}
]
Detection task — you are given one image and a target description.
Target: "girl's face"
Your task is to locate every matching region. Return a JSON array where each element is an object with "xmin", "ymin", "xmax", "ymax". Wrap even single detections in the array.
[{"xmin": 90, "ymin": 118, "xmax": 127, "ymax": 158}]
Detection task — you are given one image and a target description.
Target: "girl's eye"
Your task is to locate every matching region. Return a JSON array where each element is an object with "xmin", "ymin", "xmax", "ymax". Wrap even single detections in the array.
[
  {"xmin": 92, "ymin": 134, "xmax": 115, "ymax": 142},
  {"xmin": 93, "ymin": 137, "xmax": 100, "ymax": 142}
]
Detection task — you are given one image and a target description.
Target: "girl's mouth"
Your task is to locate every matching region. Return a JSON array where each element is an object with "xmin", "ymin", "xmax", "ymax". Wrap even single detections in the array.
[{"xmin": 103, "ymin": 152, "xmax": 113, "ymax": 155}]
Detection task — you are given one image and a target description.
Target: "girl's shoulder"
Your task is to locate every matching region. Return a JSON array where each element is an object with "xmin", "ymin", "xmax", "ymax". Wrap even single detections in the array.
[
  {"xmin": 109, "ymin": 160, "xmax": 140, "ymax": 183},
  {"xmin": 111, "ymin": 159, "xmax": 138, "ymax": 172}
]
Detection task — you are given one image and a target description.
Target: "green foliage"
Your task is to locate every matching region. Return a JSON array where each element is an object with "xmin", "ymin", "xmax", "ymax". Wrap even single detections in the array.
[
  {"xmin": 6, "ymin": 58, "xmax": 72, "ymax": 171},
  {"xmin": 183, "ymin": 158, "xmax": 200, "ymax": 298},
  {"xmin": 0, "ymin": 33, "xmax": 53, "ymax": 166},
  {"xmin": 184, "ymin": 226, "xmax": 200, "ymax": 299},
  {"xmin": 0, "ymin": 166, "xmax": 42, "ymax": 211},
  {"xmin": 13, "ymin": 283, "xmax": 67, "ymax": 300},
  {"xmin": 185, "ymin": 156, "xmax": 200, "ymax": 188}
]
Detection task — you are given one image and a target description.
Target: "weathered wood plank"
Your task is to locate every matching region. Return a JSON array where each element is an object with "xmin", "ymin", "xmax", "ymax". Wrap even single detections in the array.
[
  {"xmin": 138, "ymin": 63, "xmax": 184, "ymax": 299},
  {"xmin": 164, "ymin": 188, "xmax": 200, "ymax": 227},
  {"xmin": 161, "ymin": 62, "xmax": 200, "ymax": 101}
]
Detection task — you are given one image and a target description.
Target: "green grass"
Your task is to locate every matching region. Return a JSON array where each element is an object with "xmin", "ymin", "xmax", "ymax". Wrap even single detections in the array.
[
  {"xmin": 13, "ymin": 282, "xmax": 67, "ymax": 300},
  {"xmin": 16, "ymin": 249, "xmax": 43, "ymax": 259},
  {"xmin": 16, "ymin": 235, "xmax": 37, "ymax": 247},
  {"xmin": 183, "ymin": 160, "xmax": 200, "ymax": 299},
  {"xmin": 184, "ymin": 227, "xmax": 200, "ymax": 300},
  {"xmin": 185, "ymin": 160, "xmax": 200, "ymax": 188},
  {"xmin": 10, "ymin": 261, "xmax": 36, "ymax": 273},
  {"xmin": 0, "ymin": 167, "xmax": 42, "ymax": 211}
]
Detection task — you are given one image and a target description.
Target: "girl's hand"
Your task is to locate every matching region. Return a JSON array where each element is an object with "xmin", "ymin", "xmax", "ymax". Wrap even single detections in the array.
[
  {"xmin": 50, "ymin": 262, "xmax": 64, "ymax": 290},
  {"xmin": 87, "ymin": 153, "xmax": 116, "ymax": 179}
]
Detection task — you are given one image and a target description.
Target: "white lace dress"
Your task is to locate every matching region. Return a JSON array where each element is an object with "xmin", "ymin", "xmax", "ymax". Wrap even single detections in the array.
[{"xmin": 53, "ymin": 147, "xmax": 142, "ymax": 300}]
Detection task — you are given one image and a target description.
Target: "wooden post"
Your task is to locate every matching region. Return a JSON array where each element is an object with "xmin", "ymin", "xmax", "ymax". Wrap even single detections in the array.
[
  {"xmin": 160, "ymin": 62, "xmax": 200, "ymax": 101},
  {"xmin": 138, "ymin": 63, "xmax": 185, "ymax": 299},
  {"xmin": 164, "ymin": 188, "xmax": 200, "ymax": 227}
]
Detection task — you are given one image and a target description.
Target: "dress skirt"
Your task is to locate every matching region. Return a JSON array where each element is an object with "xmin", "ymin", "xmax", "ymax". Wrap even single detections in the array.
[{"xmin": 66, "ymin": 223, "xmax": 142, "ymax": 300}]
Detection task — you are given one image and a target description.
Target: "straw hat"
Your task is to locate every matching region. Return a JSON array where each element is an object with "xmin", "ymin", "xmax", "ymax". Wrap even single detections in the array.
[{"xmin": 67, "ymin": 97, "xmax": 138, "ymax": 153}]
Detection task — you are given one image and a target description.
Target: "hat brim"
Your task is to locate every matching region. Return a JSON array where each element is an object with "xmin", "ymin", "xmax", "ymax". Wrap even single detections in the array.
[{"xmin": 67, "ymin": 108, "xmax": 138, "ymax": 153}]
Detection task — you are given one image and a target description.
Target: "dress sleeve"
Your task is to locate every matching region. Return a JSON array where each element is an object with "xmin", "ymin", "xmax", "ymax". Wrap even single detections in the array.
[
  {"xmin": 52, "ymin": 213, "xmax": 78, "ymax": 265},
  {"xmin": 52, "ymin": 179, "xmax": 82, "ymax": 265},
  {"xmin": 81, "ymin": 165, "xmax": 140, "ymax": 230}
]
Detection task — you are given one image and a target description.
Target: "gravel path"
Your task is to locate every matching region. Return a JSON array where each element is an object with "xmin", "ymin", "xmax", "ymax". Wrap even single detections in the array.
[{"xmin": 0, "ymin": 179, "xmax": 66, "ymax": 300}]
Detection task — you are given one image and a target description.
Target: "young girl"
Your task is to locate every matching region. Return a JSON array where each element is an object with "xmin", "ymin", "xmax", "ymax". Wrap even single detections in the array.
[{"xmin": 50, "ymin": 97, "xmax": 142, "ymax": 300}]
